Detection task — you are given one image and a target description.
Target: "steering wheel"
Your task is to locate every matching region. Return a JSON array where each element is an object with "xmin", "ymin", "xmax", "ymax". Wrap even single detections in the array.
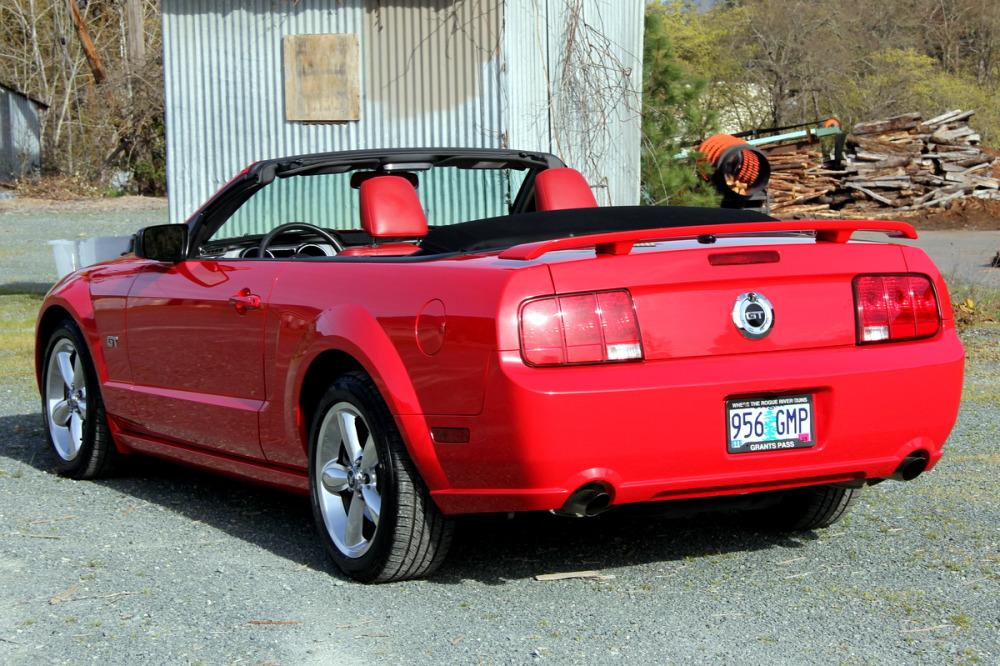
[{"xmin": 258, "ymin": 222, "xmax": 344, "ymax": 257}]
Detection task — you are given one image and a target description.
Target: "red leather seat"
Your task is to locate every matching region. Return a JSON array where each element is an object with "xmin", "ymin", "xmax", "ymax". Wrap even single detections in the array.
[
  {"xmin": 534, "ymin": 168, "xmax": 598, "ymax": 211},
  {"xmin": 340, "ymin": 175, "xmax": 428, "ymax": 257}
]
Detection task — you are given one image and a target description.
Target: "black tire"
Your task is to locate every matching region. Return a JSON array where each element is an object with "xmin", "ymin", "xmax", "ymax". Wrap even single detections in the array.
[
  {"xmin": 758, "ymin": 484, "xmax": 859, "ymax": 531},
  {"xmin": 308, "ymin": 371, "xmax": 453, "ymax": 583},
  {"xmin": 40, "ymin": 319, "xmax": 117, "ymax": 479}
]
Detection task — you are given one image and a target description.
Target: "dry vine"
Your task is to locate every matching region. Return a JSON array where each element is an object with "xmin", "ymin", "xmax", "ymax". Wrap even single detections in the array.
[{"xmin": 549, "ymin": 0, "xmax": 640, "ymax": 204}]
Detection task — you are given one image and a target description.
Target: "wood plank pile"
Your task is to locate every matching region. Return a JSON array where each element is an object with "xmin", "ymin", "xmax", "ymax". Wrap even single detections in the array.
[
  {"xmin": 765, "ymin": 110, "xmax": 1000, "ymax": 217},
  {"xmin": 764, "ymin": 144, "xmax": 841, "ymax": 216}
]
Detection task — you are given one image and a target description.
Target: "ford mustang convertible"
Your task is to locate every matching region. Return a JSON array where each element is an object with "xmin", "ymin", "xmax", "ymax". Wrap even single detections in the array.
[{"xmin": 35, "ymin": 149, "xmax": 964, "ymax": 582}]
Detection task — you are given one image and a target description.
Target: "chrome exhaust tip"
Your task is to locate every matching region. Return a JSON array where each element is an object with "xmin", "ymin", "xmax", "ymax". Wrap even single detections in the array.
[{"xmin": 553, "ymin": 483, "xmax": 613, "ymax": 518}]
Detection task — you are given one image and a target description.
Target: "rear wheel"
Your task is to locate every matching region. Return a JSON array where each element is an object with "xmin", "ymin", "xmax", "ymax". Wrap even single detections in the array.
[
  {"xmin": 309, "ymin": 371, "xmax": 453, "ymax": 582},
  {"xmin": 41, "ymin": 320, "xmax": 117, "ymax": 479},
  {"xmin": 757, "ymin": 484, "xmax": 859, "ymax": 531}
]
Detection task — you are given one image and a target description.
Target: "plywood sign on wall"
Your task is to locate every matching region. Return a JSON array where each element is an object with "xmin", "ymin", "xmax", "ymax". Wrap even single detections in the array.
[{"xmin": 283, "ymin": 34, "xmax": 360, "ymax": 122}]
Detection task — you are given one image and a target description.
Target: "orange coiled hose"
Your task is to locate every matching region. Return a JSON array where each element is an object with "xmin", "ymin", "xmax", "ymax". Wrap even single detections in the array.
[
  {"xmin": 698, "ymin": 134, "xmax": 745, "ymax": 169},
  {"xmin": 696, "ymin": 133, "xmax": 770, "ymax": 198}
]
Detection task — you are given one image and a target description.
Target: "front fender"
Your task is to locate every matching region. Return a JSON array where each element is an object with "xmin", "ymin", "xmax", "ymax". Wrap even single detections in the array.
[{"xmin": 35, "ymin": 273, "xmax": 104, "ymax": 391}]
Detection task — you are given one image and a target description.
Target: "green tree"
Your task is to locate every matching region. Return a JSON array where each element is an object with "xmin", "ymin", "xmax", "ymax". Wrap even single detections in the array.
[{"xmin": 641, "ymin": 6, "xmax": 719, "ymax": 206}]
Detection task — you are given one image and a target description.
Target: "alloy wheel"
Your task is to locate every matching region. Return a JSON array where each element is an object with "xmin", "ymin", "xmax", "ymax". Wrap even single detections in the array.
[
  {"xmin": 45, "ymin": 338, "xmax": 88, "ymax": 461},
  {"xmin": 315, "ymin": 402, "xmax": 382, "ymax": 558}
]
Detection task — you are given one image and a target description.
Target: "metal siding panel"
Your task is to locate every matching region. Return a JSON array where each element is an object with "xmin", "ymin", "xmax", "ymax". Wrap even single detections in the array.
[
  {"xmin": 501, "ymin": 0, "xmax": 552, "ymax": 155},
  {"xmin": 536, "ymin": 0, "xmax": 644, "ymax": 205},
  {"xmin": 0, "ymin": 89, "xmax": 42, "ymax": 179},
  {"xmin": 0, "ymin": 90, "xmax": 12, "ymax": 180},
  {"xmin": 163, "ymin": 0, "xmax": 507, "ymax": 224},
  {"xmin": 162, "ymin": 0, "xmax": 640, "ymax": 222}
]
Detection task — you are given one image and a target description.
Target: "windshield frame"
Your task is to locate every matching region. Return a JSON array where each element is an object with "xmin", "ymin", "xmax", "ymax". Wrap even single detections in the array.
[{"xmin": 186, "ymin": 149, "xmax": 564, "ymax": 256}]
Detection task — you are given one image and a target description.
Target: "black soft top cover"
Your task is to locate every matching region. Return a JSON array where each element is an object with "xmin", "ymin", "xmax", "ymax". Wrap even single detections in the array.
[{"xmin": 420, "ymin": 205, "xmax": 776, "ymax": 254}]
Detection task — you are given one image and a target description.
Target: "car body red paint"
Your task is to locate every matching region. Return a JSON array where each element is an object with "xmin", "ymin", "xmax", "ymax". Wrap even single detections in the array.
[{"xmin": 36, "ymin": 150, "xmax": 964, "ymax": 521}]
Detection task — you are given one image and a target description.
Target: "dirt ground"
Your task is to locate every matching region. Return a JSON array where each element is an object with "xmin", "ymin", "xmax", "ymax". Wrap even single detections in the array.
[
  {"xmin": 0, "ymin": 195, "xmax": 167, "ymax": 214},
  {"xmin": 903, "ymin": 198, "xmax": 1000, "ymax": 231},
  {"xmin": 777, "ymin": 198, "xmax": 1000, "ymax": 231}
]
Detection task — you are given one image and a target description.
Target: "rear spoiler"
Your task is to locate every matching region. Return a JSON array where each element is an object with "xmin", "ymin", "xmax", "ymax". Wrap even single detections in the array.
[{"xmin": 498, "ymin": 219, "xmax": 918, "ymax": 261}]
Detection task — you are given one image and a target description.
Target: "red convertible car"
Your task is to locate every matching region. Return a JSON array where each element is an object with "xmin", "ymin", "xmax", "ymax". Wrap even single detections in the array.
[{"xmin": 36, "ymin": 149, "xmax": 964, "ymax": 582}]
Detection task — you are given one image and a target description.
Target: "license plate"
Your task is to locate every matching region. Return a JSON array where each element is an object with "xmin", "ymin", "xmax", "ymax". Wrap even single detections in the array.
[{"xmin": 726, "ymin": 394, "xmax": 815, "ymax": 454}]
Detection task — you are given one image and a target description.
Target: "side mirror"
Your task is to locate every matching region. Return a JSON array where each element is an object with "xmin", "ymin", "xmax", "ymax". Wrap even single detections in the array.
[{"xmin": 135, "ymin": 224, "xmax": 187, "ymax": 262}]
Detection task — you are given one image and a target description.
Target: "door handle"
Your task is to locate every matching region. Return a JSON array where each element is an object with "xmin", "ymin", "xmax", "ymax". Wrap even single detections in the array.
[{"xmin": 228, "ymin": 288, "xmax": 261, "ymax": 314}]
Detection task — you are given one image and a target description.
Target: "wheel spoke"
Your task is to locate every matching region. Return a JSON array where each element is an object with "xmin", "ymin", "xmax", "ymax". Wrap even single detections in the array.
[
  {"xmin": 68, "ymin": 413, "xmax": 83, "ymax": 454},
  {"xmin": 56, "ymin": 351, "xmax": 75, "ymax": 388},
  {"xmin": 362, "ymin": 485, "xmax": 381, "ymax": 526},
  {"xmin": 360, "ymin": 435, "xmax": 378, "ymax": 471},
  {"xmin": 76, "ymin": 398, "xmax": 87, "ymax": 420},
  {"xmin": 344, "ymin": 494, "xmax": 365, "ymax": 546},
  {"xmin": 72, "ymin": 355, "xmax": 84, "ymax": 388},
  {"xmin": 338, "ymin": 410, "xmax": 362, "ymax": 460},
  {"xmin": 321, "ymin": 461, "xmax": 350, "ymax": 493},
  {"xmin": 51, "ymin": 399, "xmax": 72, "ymax": 427}
]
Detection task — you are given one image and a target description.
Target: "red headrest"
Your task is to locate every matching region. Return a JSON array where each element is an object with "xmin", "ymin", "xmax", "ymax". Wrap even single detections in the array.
[
  {"xmin": 359, "ymin": 175, "xmax": 428, "ymax": 239},
  {"xmin": 534, "ymin": 168, "xmax": 598, "ymax": 211}
]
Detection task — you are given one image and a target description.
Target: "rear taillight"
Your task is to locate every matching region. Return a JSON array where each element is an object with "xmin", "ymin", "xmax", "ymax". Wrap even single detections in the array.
[
  {"xmin": 519, "ymin": 290, "xmax": 643, "ymax": 366},
  {"xmin": 853, "ymin": 274, "xmax": 940, "ymax": 344}
]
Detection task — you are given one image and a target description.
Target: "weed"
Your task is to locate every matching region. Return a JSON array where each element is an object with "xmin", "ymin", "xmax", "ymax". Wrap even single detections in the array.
[
  {"xmin": 0, "ymin": 294, "xmax": 43, "ymax": 393},
  {"xmin": 950, "ymin": 284, "xmax": 1000, "ymax": 329},
  {"xmin": 949, "ymin": 612, "xmax": 973, "ymax": 630}
]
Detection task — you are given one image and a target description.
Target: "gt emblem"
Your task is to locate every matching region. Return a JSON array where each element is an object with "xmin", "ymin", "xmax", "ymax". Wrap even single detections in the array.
[
  {"xmin": 732, "ymin": 292, "xmax": 774, "ymax": 339},
  {"xmin": 106, "ymin": 335, "xmax": 119, "ymax": 348}
]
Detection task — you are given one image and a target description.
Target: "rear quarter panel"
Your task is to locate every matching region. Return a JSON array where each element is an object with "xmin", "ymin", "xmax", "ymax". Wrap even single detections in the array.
[{"xmin": 257, "ymin": 258, "xmax": 553, "ymax": 473}]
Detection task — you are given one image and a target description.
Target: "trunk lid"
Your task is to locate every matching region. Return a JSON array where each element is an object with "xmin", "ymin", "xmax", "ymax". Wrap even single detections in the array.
[{"xmin": 542, "ymin": 238, "xmax": 908, "ymax": 360}]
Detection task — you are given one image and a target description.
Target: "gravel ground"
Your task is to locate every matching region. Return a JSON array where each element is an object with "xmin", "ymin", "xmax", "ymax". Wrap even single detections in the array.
[{"xmin": 1, "ymin": 199, "xmax": 998, "ymax": 664}]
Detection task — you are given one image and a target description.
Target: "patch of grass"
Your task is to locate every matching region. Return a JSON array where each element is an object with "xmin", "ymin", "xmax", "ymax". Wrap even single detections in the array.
[
  {"xmin": 949, "ymin": 612, "xmax": 973, "ymax": 630},
  {"xmin": 960, "ymin": 323, "xmax": 1000, "ymax": 405},
  {"xmin": 950, "ymin": 283, "xmax": 1000, "ymax": 330},
  {"xmin": 0, "ymin": 294, "xmax": 43, "ymax": 393},
  {"xmin": 953, "ymin": 283, "xmax": 1000, "ymax": 405}
]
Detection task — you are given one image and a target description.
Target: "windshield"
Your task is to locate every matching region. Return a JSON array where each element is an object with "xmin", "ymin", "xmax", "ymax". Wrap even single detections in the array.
[{"xmin": 210, "ymin": 166, "xmax": 529, "ymax": 242}]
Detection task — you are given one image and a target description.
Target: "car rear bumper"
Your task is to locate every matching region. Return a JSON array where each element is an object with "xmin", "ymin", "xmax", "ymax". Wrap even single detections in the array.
[{"xmin": 425, "ymin": 327, "xmax": 964, "ymax": 515}]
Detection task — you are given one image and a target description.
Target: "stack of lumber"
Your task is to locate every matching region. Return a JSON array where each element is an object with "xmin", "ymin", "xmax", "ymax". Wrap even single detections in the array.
[
  {"xmin": 764, "ymin": 145, "xmax": 841, "ymax": 216},
  {"xmin": 765, "ymin": 110, "xmax": 1000, "ymax": 217}
]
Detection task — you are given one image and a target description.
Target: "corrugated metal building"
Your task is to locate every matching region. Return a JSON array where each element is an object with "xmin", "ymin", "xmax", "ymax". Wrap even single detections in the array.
[
  {"xmin": 0, "ymin": 82, "xmax": 47, "ymax": 183},
  {"xmin": 161, "ymin": 0, "xmax": 643, "ymax": 224}
]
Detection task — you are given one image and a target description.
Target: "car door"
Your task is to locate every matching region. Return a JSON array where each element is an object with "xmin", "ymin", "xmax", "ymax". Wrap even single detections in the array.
[{"xmin": 123, "ymin": 258, "xmax": 281, "ymax": 458}]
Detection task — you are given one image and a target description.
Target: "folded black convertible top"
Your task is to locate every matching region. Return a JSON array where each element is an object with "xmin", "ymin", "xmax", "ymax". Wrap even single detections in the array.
[{"xmin": 420, "ymin": 205, "xmax": 776, "ymax": 254}]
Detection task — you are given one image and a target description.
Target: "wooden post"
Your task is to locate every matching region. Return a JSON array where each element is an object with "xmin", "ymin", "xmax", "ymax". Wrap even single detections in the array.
[
  {"xmin": 125, "ymin": 0, "xmax": 146, "ymax": 72},
  {"xmin": 66, "ymin": 0, "xmax": 107, "ymax": 84}
]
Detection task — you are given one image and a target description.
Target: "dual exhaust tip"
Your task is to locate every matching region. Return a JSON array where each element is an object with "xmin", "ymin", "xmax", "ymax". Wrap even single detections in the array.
[{"xmin": 556, "ymin": 452, "xmax": 929, "ymax": 518}]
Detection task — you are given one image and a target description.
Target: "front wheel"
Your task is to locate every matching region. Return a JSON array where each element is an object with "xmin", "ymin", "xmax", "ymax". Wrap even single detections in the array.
[
  {"xmin": 309, "ymin": 371, "xmax": 453, "ymax": 583},
  {"xmin": 40, "ymin": 319, "xmax": 117, "ymax": 479}
]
